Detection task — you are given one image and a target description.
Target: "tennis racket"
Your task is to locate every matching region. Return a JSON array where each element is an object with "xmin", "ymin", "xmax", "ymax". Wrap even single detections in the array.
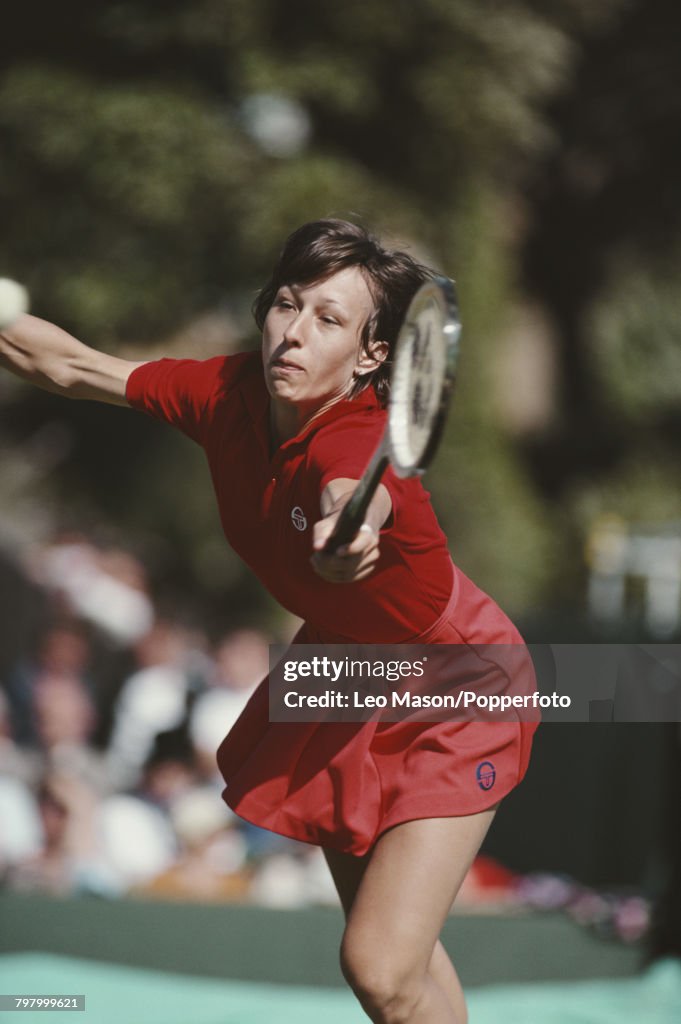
[{"xmin": 324, "ymin": 275, "xmax": 461, "ymax": 553}]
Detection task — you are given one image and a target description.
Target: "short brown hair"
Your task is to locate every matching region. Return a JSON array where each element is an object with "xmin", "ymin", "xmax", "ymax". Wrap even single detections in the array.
[{"xmin": 253, "ymin": 219, "xmax": 434, "ymax": 405}]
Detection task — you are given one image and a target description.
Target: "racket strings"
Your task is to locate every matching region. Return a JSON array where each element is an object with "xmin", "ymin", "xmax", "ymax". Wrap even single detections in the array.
[{"xmin": 388, "ymin": 287, "xmax": 455, "ymax": 473}]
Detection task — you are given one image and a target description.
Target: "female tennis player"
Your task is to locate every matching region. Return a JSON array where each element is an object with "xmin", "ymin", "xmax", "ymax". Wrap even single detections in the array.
[{"xmin": 0, "ymin": 219, "xmax": 537, "ymax": 1023}]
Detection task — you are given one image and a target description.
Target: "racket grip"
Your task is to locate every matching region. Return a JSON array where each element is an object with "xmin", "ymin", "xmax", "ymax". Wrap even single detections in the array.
[{"xmin": 322, "ymin": 453, "xmax": 389, "ymax": 554}]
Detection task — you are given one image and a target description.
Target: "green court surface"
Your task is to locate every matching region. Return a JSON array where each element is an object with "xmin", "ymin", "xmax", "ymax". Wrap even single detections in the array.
[{"xmin": 1, "ymin": 953, "xmax": 680, "ymax": 1024}]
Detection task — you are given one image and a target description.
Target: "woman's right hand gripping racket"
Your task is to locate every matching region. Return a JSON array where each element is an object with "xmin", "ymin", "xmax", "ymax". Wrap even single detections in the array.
[{"xmin": 324, "ymin": 275, "xmax": 462, "ymax": 554}]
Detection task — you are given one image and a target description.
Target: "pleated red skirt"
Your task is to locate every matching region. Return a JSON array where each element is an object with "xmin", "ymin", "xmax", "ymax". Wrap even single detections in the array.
[{"xmin": 217, "ymin": 571, "xmax": 539, "ymax": 855}]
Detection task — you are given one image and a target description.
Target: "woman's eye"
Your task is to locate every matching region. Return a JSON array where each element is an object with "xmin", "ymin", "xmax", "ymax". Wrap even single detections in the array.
[
  {"xmin": 277, "ymin": 299, "xmax": 294, "ymax": 310},
  {"xmin": 321, "ymin": 316, "xmax": 339, "ymax": 326}
]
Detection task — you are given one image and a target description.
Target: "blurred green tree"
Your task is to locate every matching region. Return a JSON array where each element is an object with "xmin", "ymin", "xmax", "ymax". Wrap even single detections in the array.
[{"xmin": 3, "ymin": 0, "xmax": 677, "ymax": 634}]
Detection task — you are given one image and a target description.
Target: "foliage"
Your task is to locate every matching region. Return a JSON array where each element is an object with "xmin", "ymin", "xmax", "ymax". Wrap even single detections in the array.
[{"xmin": 1, "ymin": 0, "xmax": 679, "ymax": 629}]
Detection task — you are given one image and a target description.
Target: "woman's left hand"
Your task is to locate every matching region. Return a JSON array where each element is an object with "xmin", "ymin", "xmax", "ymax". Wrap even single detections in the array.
[
  {"xmin": 311, "ymin": 478, "xmax": 391, "ymax": 583},
  {"xmin": 311, "ymin": 515, "xmax": 380, "ymax": 583}
]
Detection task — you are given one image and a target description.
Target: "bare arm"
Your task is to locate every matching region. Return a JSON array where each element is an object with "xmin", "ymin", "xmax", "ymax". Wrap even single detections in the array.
[
  {"xmin": 0, "ymin": 314, "xmax": 147, "ymax": 405},
  {"xmin": 311, "ymin": 478, "xmax": 392, "ymax": 583}
]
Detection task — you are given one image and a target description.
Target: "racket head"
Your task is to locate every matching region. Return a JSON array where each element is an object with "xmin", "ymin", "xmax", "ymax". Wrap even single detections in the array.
[{"xmin": 386, "ymin": 275, "xmax": 461, "ymax": 477}]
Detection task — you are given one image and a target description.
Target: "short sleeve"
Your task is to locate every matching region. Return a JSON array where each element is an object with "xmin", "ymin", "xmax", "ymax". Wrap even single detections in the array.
[{"xmin": 126, "ymin": 354, "xmax": 248, "ymax": 445}]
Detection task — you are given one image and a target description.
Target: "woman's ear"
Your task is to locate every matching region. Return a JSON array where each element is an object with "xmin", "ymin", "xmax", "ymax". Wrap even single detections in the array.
[{"xmin": 355, "ymin": 340, "xmax": 389, "ymax": 376}]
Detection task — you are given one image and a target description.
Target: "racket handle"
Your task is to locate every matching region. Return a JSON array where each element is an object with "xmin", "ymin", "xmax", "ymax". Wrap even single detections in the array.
[{"xmin": 323, "ymin": 452, "xmax": 390, "ymax": 554}]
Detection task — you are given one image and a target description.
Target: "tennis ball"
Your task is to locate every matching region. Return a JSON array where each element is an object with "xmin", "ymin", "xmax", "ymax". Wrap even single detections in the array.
[{"xmin": 0, "ymin": 278, "xmax": 29, "ymax": 329}]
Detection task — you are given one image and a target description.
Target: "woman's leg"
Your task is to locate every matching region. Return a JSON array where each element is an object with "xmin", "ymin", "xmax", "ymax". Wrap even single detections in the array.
[
  {"xmin": 324, "ymin": 809, "xmax": 496, "ymax": 1024},
  {"xmin": 323, "ymin": 847, "xmax": 467, "ymax": 1017}
]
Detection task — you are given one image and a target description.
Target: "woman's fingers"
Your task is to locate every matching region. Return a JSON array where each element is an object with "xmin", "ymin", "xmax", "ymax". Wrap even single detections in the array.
[{"xmin": 311, "ymin": 523, "xmax": 380, "ymax": 582}]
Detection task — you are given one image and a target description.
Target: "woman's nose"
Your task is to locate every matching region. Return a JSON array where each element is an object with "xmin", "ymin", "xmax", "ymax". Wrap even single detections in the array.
[{"xmin": 283, "ymin": 312, "xmax": 305, "ymax": 345}]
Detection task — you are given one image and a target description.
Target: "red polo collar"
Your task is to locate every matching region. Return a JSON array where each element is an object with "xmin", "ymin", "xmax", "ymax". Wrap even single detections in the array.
[{"xmin": 238, "ymin": 351, "xmax": 382, "ymax": 461}]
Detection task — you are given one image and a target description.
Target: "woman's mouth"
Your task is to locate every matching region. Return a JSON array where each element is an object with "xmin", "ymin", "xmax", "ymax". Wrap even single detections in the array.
[{"xmin": 271, "ymin": 358, "xmax": 304, "ymax": 373}]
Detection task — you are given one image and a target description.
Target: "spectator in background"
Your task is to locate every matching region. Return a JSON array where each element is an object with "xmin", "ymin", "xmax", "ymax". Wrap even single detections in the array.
[
  {"xmin": 106, "ymin": 620, "xmax": 207, "ymax": 790},
  {"xmin": 136, "ymin": 786, "xmax": 249, "ymax": 902},
  {"xmin": 32, "ymin": 668, "xmax": 109, "ymax": 794},
  {"xmin": 0, "ymin": 687, "xmax": 39, "ymax": 786},
  {"xmin": 0, "ymin": 690, "xmax": 42, "ymax": 873},
  {"xmin": 22, "ymin": 535, "xmax": 154, "ymax": 646},
  {"xmin": 97, "ymin": 741, "xmax": 183, "ymax": 892},
  {"xmin": 189, "ymin": 629, "xmax": 270, "ymax": 784},
  {"xmin": 0, "ymin": 773, "xmax": 42, "ymax": 877},
  {"xmin": 188, "ymin": 628, "xmax": 296, "ymax": 861},
  {"xmin": 5, "ymin": 771, "xmax": 117, "ymax": 896},
  {"xmin": 4, "ymin": 622, "xmax": 92, "ymax": 747}
]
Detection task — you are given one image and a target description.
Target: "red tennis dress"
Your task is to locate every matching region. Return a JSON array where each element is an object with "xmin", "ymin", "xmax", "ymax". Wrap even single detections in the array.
[{"xmin": 127, "ymin": 352, "xmax": 538, "ymax": 855}]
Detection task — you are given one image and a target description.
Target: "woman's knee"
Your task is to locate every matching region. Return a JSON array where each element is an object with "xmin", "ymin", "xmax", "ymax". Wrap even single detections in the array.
[{"xmin": 340, "ymin": 931, "xmax": 424, "ymax": 1021}]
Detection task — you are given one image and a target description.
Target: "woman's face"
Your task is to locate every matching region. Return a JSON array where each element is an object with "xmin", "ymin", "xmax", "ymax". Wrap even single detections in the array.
[{"xmin": 262, "ymin": 266, "xmax": 382, "ymax": 423}]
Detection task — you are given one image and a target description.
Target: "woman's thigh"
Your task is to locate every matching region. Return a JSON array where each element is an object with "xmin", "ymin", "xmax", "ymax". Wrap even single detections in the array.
[
  {"xmin": 323, "ymin": 846, "xmax": 370, "ymax": 917},
  {"xmin": 339, "ymin": 810, "xmax": 497, "ymax": 976}
]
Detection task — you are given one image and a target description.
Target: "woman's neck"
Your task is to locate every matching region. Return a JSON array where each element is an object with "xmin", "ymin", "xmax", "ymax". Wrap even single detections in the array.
[
  {"xmin": 268, "ymin": 393, "xmax": 348, "ymax": 451},
  {"xmin": 268, "ymin": 402, "xmax": 299, "ymax": 450}
]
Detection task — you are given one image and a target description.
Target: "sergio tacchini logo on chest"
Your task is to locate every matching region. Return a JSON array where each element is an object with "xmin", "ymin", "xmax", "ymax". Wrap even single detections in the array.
[{"xmin": 290, "ymin": 506, "xmax": 308, "ymax": 531}]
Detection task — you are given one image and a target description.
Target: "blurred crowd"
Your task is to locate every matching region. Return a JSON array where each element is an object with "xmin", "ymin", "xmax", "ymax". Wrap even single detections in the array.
[
  {"xmin": 0, "ymin": 535, "xmax": 654, "ymax": 939},
  {"xmin": 0, "ymin": 534, "xmax": 337, "ymax": 906}
]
